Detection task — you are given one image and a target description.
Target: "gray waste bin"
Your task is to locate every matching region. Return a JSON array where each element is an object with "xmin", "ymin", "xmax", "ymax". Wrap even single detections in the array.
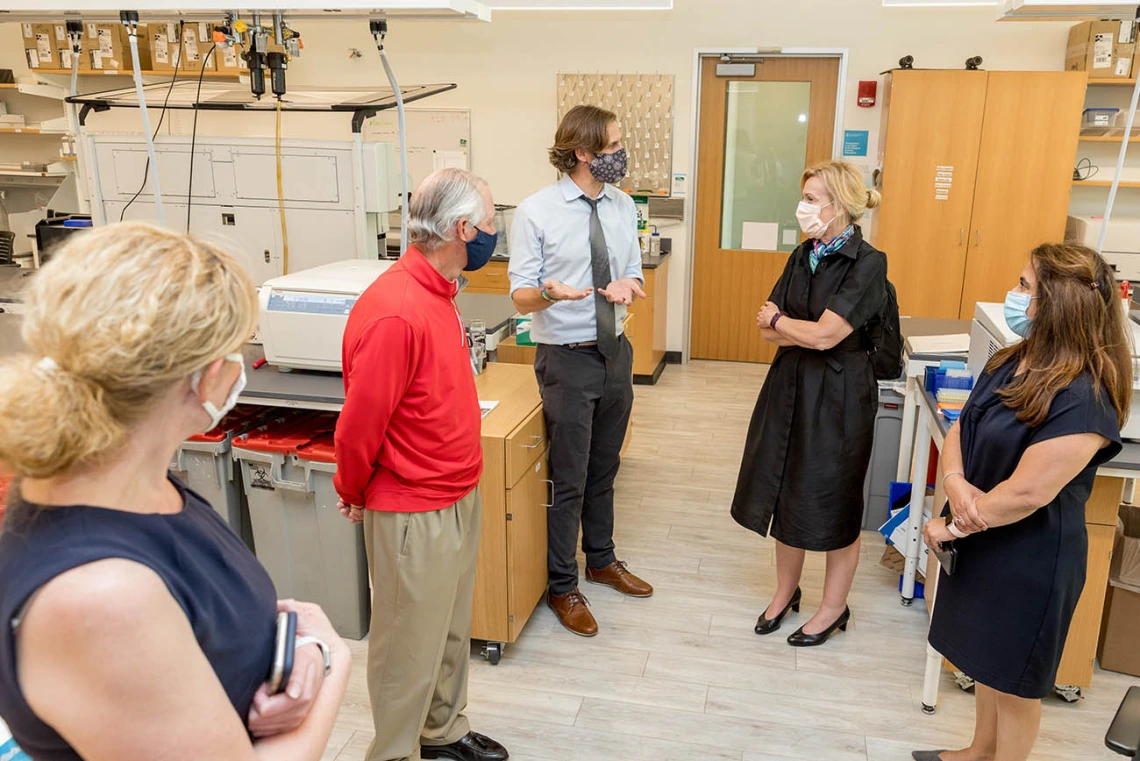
[
  {"xmin": 233, "ymin": 414, "xmax": 370, "ymax": 640},
  {"xmin": 170, "ymin": 406, "xmax": 271, "ymax": 551},
  {"xmin": 863, "ymin": 384, "xmax": 905, "ymax": 530}
]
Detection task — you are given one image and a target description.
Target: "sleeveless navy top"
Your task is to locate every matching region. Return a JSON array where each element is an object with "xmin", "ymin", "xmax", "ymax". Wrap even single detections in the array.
[{"xmin": 0, "ymin": 477, "xmax": 277, "ymax": 761}]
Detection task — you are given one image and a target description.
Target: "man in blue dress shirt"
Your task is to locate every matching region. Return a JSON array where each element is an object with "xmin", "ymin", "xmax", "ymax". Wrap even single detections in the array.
[{"xmin": 509, "ymin": 105, "xmax": 653, "ymax": 637}]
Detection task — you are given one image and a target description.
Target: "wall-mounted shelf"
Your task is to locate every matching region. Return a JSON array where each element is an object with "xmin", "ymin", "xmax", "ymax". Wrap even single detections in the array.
[
  {"xmin": 1079, "ymin": 134, "xmax": 1139, "ymax": 142},
  {"xmin": 35, "ymin": 68, "xmax": 244, "ymax": 79},
  {"xmin": 1073, "ymin": 179, "xmax": 1140, "ymax": 188},
  {"xmin": 0, "ymin": 126, "xmax": 68, "ymax": 135},
  {"xmin": 1088, "ymin": 79, "xmax": 1138, "ymax": 86},
  {"xmin": 0, "ymin": 84, "xmax": 17, "ymax": 90}
]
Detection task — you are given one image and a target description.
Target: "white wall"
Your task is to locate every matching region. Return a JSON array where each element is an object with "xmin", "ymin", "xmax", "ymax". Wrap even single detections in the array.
[{"xmin": 0, "ymin": 1, "xmax": 1071, "ymax": 351}]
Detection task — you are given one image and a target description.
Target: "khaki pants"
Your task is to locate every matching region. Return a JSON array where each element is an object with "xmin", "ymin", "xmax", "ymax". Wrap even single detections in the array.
[{"xmin": 363, "ymin": 489, "xmax": 481, "ymax": 761}]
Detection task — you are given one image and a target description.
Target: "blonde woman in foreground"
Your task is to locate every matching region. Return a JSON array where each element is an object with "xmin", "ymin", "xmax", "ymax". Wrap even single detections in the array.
[{"xmin": 0, "ymin": 222, "xmax": 350, "ymax": 761}]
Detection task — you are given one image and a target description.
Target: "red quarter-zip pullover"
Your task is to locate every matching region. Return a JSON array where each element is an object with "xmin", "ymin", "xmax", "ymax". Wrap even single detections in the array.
[{"xmin": 333, "ymin": 246, "xmax": 483, "ymax": 512}]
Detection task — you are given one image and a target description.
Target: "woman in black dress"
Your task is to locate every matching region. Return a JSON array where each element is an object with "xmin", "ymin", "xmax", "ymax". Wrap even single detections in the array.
[
  {"xmin": 732, "ymin": 160, "xmax": 887, "ymax": 646},
  {"xmin": 915, "ymin": 243, "xmax": 1131, "ymax": 761}
]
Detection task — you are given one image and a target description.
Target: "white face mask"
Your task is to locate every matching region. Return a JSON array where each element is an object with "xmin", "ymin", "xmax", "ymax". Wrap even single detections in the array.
[
  {"xmin": 796, "ymin": 200, "xmax": 835, "ymax": 239},
  {"xmin": 190, "ymin": 353, "xmax": 247, "ymax": 431}
]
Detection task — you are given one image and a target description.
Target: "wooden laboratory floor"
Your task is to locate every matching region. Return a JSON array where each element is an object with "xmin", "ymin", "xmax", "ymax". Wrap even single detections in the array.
[{"xmin": 323, "ymin": 360, "xmax": 1140, "ymax": 761}]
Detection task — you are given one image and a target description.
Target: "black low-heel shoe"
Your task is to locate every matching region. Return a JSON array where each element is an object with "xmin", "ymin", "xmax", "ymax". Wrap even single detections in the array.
[
  {"xmin": 754, "ymin": 587, "xmax": 802, "ymax": 635},
  {"xmin": 787, "ymin": 606, "xmax": 850, "ymax": 647}
]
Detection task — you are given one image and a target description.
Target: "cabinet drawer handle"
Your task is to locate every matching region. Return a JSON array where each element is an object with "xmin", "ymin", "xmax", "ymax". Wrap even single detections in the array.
[
  {"xmin": 542, "ymin": 479, "xmax": 554, "ymax": 508},
  {"xmin": 523, "ymin": 435, "xmax": 545, "ymax": 449}
]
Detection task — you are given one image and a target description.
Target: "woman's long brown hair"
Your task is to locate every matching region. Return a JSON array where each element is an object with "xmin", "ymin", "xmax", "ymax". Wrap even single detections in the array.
[{"xmin": 986, "ymin": 242, "xmax": 1133, "ymax": 428}]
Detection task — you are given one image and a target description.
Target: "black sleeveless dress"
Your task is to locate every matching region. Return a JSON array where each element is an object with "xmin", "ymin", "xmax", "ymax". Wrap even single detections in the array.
[
  {"xmin": 928, "ymin": 361, "xmax": 1121, "ymax": 698},
  {"xmin": 0, "ymin": 477, "xmax": 278, "ymax": 761}
]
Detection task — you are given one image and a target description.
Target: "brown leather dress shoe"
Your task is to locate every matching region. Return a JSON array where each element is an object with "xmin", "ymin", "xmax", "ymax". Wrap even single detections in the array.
[
  {"xmin": 548, "ymin": 589, "xmax": 598, "ymax": 637},
  {"xmin": 585, "ymin": 560, "xmax": 653, "ymax": 598}
]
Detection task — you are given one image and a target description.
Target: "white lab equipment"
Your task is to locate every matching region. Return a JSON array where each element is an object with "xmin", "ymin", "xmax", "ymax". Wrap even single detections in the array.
[
  {"xmin": 1067, "ymin": 216, "xmax": 1140, "ymax": 281},
  {"xmin": 968, "ymin": 300, "xmax": 1140, "ymax": 440},
  {"xmin": 87, "ymin": 135, "xmax": 399, "ymax": 284},
  {"xmin": 258, "ymin": 259, "xmax": 394, "ymax": 373}
]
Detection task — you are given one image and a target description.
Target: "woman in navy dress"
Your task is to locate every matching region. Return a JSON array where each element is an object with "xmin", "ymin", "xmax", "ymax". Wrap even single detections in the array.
[
  {"xmin": 0, "ymin": 223, "xmax": 350, "ymax": 761},
  {"xmin": 915, "ymin": 243, "xmax": 1131, "ymax": 761}
]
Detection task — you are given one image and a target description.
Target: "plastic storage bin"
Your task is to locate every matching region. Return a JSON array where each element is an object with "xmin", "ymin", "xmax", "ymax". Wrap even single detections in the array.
[
  {"xmin": 170, "ymin": 405, "xmax": 271, "ymax": 551},
  {"xmin": 1084, "ymin": 108, "xmax": 1121, "ymax": 129},
  {"xmin": 234, "ymin": 413, "xmax": 370, "ymax": 639},
  {"xmin": 863, "ymin": 385, "xmax": 905, "ymax": 530}
]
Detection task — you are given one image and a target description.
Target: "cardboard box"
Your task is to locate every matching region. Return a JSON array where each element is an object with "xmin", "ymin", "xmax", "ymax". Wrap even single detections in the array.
[
  {"xmin": 79, "ymin": 23, "xmax": 154, "ymax": 73},
  {"xmin": 21, "ymin": 23, "xmax": 55, "ymax": 71},
  {"xmin": 1097, "ymin": 505, "xmax": 1140, "ymax": 677},
  {"xmin": 1067, "ymin": 20, "xmax": 1137, "ymax": 79},
  {"xmin": 150, "ymin": 22, "xmax": 216, "ymax": 74}
]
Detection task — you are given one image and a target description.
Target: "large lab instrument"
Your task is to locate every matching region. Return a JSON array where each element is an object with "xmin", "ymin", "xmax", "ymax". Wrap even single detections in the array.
[
  {"xmin": 259, "ymin": 259, "xmax": 394, "ymax": 373},
  {"xmin": 968, "ymin": 300, "xmax": 1140, "ymax": 440},
  {"xmin": 87, "ymin": 134, "xmax": 400, "ymax": 284},
  {"xmin": 259, "ymin": 259, "xmax": 520, "ymax": 373}
]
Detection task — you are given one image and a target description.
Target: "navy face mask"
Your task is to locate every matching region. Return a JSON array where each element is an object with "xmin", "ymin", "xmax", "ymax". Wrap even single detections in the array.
[{"xmin": 464, "ymin": 227, "xmax": 499, "ymax": 272}]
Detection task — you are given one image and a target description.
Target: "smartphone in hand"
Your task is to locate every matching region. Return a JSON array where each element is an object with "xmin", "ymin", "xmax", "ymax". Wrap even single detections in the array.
[{"xmin": 266, "ymin": 611, "xmax": 297, "ymax": 695}]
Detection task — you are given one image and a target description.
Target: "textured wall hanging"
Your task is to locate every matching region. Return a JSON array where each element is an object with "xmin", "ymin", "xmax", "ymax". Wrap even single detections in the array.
[{"xmin": 557, "ymin": 73, "xmax": 675, "ymax": 196}]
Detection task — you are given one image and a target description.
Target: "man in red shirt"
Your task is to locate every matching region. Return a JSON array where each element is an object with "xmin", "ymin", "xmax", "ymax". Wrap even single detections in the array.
[{"xmin": 334, "ymin": 168, "xmax": 508, "ymax": 761}]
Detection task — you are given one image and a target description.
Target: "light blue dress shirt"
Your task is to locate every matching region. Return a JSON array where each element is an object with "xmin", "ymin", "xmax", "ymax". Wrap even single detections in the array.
[{"xmin": 508, "ymin": 176, "xmax": 644, "ymax": 346}]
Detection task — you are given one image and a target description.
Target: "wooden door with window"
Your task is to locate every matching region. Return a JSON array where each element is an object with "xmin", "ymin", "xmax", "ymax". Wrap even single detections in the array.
[{"xmin": 691, "ymin": 56, "xmax": 839, "ymax": 363}]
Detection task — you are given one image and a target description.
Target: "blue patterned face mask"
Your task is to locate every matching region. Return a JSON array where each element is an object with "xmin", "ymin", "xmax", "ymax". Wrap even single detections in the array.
[
  {"xmin": 589, "ymin": 148, "xmax": 628, "ymax": 185},
  {"xmin": 1004, "ymin": 290, "xmax": 1036, "ymax": 338}
]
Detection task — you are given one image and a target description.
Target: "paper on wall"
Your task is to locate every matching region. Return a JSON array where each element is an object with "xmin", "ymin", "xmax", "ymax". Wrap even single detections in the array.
[
  {"xmin": 741, "ymin": 221, "xmax": 779, "ymax": 251},
  {"xmin": 782, "ymin": 228, "xmax": 800, "ymax": 247},
  {"xmin": 432, "ymin": 150, "xmax": 468, "ymax": 172}
]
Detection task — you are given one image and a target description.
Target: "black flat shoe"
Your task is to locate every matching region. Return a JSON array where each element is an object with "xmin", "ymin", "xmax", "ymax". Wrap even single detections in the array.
[
  {"xmin": 787, "ymin": 606, "xmax": 850, "ymax": 647},
  {"xmin": 754, "ymin": 587, "xmax": 802, "ymax": 635},
  {"xmin": 421, "ymin": 732, "xmax": 509, "ymax": 761}
]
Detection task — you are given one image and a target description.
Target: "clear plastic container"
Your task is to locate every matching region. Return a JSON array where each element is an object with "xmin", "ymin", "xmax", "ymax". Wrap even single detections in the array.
[{"xmin": 1084, "ymin": 108, "xmax": 1121, "ymax": 129}]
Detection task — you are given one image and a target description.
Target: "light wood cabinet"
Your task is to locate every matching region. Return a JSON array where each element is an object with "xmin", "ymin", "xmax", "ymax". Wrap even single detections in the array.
[
  {"xmin": 470, "ymin": 363, "xmax": 549, "ymax": 664},
  {"xmin": 874, "ymin": 70, "xmax": 1087, "ymax": 320},
  {"xmin": 465, "ymin": 260, "xmax": 511, "ymax": 295},
  {"xmin": 626, "ymin": 258, "xmax": 670, "ymax": 384}
]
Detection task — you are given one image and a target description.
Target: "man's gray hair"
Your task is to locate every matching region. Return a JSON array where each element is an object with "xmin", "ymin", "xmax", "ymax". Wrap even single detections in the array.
[{"xmin": 406, "ymin": 168, "xmax": 490, "ymax": 250}]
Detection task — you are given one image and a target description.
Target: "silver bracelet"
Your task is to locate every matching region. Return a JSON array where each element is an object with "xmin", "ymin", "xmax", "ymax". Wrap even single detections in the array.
[
  {"xmin": 295, "ymin": 636, "xmax": 332, "ymax": 676},
  {"xmin": 942, "ymin": 471, "xmax": 965, "ymax": 487}
]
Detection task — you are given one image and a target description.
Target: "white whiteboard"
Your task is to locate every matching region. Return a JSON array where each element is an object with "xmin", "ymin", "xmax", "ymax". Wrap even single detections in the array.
[{"xmin": 362, "ymin": 108, "xmax": 471, "ymax": 194}]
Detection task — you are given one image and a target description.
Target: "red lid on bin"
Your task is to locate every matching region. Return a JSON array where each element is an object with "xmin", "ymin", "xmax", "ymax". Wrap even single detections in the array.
[
  {"xmin": 188, "ymin": 405, "xmax": 274, "ymax": 443},
  {"xmin": 233, "ymin": 412, "xmax": 338, "ymax": 456},
  {"xmin": 0, "ymin": 475, "xmax": 13, "ymax": 531},
  {"xmin": 296, "ymin": 432, "xmax": 337, "ymax": 464}
]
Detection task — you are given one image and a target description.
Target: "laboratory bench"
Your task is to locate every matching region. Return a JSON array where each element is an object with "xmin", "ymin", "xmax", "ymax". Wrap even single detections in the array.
[{"xmin": 904, "ymin": 387, "xmax": 1138, "ymax": 712}]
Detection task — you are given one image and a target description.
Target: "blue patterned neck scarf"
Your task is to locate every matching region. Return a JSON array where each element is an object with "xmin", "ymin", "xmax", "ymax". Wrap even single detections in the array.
[{"xmin": 809, "ymin": 224, "xmax": 855, "ymax": 273}]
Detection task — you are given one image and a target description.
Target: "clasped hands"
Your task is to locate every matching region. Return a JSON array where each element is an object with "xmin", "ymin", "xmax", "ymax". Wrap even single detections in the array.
[
  {"xmin": 757, "ymin": 301, "xmax": 781, "ymax": 329},
  {"xmin": 923, "ymin": 474, "xmax": 988, "ymax": 550}
]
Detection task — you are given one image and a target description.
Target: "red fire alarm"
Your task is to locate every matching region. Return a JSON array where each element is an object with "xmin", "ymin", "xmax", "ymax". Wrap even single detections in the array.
[{"xmin": 858, "ymin": 80, "xmax": 877, "ymax": 108}]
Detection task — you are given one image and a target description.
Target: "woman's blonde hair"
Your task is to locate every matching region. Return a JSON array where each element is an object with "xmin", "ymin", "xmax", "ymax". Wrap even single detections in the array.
[
  {"xmin": 0, "ymin": 222, "xmax": 258, "ymax": 479},
  {"xmin": 801, "ymin": 160, "xmax": 881, "ymax": 223}
]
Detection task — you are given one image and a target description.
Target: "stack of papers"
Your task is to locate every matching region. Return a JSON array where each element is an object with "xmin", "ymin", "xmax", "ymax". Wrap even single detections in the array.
[
  {"xmin": 479, "ymin": 401, "xmax": 499, "ymax": 419},
  {"xmin": 907, "ymin": 334, "xmax": 970, "ymax": 356}
]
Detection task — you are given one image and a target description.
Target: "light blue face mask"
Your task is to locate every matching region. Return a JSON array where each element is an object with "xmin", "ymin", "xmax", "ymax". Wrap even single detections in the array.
[{"xmin": 1004, "ymin": 290, "xmax": 1036, "ymax": 338}]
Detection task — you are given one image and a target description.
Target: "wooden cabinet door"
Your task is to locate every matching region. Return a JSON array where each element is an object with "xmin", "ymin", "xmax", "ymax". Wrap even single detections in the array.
[
  {"xmin": 872, "ymin": 70, "xmax": 988, "ymax": 320},
  {"xmin": 958, "ymin": 71, "xmax": 1087, "ymax": 318},
  {"xmin": 506, "ymin": 454, "xmax": 549, "ymax": 642}
]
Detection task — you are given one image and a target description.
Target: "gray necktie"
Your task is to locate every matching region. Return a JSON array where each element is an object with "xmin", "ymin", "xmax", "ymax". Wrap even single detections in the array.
[{"xmin": 581, "ymin": 195, "xmax": 619, "ymax": 360}]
